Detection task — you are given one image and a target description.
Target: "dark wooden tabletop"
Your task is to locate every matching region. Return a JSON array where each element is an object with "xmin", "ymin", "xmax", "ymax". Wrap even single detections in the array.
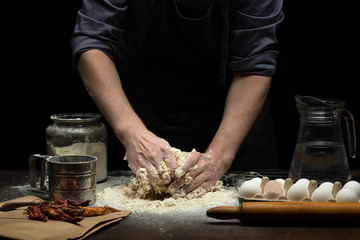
[{"xmin": 1, "ymin": 170, "xmax": 360, "ymax": 240}]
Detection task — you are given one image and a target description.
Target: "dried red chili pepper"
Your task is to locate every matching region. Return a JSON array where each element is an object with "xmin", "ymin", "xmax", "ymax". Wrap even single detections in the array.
[
  {"xmin": 27, "ymin": 205, "xmax": 48, "ymax": 222},
  {"xmin": 42, "ymin": 206, "xmax": 83, "ymax": 223},
  {"xmin": 25, "ymin": 197, "xmax": 121, "ymax": 223},
  {"xmin": 80, "ymin": 205, "xmax": 121, "ymax": 217}
]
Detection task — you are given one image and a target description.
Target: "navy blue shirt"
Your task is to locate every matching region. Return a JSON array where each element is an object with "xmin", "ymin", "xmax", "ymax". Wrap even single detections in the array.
[
  {"xmin": 71, "ymin": 0, "xmax": 283, "ymax": 127},
  {"xmin": 175, "ymin": 0, "xmax": 211, "ymax": 18},
  {"xmin": 70, "ymin": 0, "xmax": 283, "ymax": 167},
  {"xmin": 71, "ymin": 0, "xmax": 284, "ymax": 78}
]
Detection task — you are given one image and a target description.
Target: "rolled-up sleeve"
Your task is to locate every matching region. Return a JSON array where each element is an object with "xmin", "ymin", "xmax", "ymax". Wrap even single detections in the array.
[
  {"xmin": 228, "ymin": 0, "xmax": 284, "ymax": 76},
  {"xmin": 71, "ymin": 0, "xmax": 128, "ymax": 66}
]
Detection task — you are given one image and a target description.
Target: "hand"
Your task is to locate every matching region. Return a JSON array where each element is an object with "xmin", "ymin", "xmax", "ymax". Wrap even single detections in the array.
[
  {"xmin": 124, "ymin": 129, "xmax": 178, "ymax": 184},
  {"xmin": 168, "ymin": 150, "xmax": 224, "ymax": 196}
]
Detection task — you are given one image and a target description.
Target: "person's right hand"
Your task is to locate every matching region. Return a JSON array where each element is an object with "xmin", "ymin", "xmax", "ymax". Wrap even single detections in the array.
[
  {"xmin": 76, "ymin": 50, "xmax": 178, "ymax": 184},
  {"xmin": 167, "ymin": 149, "xmax": 224, "ymax": 197},
  {"xmin": 123, "ymin": 129, "xmax": 178, "ymax": 185}
]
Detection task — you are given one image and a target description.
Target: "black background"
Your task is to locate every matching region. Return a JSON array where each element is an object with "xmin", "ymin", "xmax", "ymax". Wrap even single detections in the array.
[{"xmin": 4, "ymin": 1, "xmax": 359, "ymax": 171}]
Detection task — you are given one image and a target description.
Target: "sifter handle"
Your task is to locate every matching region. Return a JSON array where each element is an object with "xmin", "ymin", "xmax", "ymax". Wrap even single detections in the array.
[{"xmin": 28, "ymin": 154, "xmax": 50, "ymax": 191}]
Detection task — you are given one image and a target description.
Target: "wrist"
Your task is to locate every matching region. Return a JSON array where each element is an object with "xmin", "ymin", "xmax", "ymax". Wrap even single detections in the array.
[
  {"xmin": 206, "ymin": 141, "xmax": 235, "ymax": 175},
  {"xmin": 112, "ymin": 112, "xmax": 147, "ymax": 147}
]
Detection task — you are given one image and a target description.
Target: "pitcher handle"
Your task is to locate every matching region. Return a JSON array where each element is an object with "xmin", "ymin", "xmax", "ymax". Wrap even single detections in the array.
[
  {"xmin": 29, "ymin": 154, "xmax": 50, "ymax": 191},
  {"xmin": 343, "ymin": 109, "xmax": 356, "ymax": 158}
]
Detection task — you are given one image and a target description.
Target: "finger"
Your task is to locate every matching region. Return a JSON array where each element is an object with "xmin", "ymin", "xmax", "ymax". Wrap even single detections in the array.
[
  {"xmin": 173, "ymin": 182, "xmax": 209, "ymax": 199},
  {"xmin": 146, "ymin": 164, "xmax": 161, "ymax": 183},
  {"xmin": 182, "ymin": 171, "xmax": 209, "ymax": 194},
  {"xmin": 127, "ymin": 161, "xmax": 136, "ymax": 174},
  {"xmin": 175, "ymin": 151, "xmax": 202, "ymax": 178},
  {"xmin": 169, "ymin": 172, "xmax": 203, "ymax": 197},
  {"xmin": 168, "ymin": 159, "xmax": 203, "ymax": 194},
  {"xmin": 164, "ymin": 150, "xmax": 178, "ymax": 178},
  {"xmin": 167, "ymin": 177, "xmax": 186, "ymax": 195},
  {"xmin": 185, "ymin": 185, "xmax": 207, "ymax": 199},
  {"xmin": 185, "ymin": 179, "xmax": 216, "ymax": 199}
]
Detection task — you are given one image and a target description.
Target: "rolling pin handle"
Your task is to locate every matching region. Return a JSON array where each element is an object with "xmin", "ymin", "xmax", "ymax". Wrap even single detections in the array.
[{"xmin": 206, "ymin": 206, "xmax": 241, "ymax": 220}]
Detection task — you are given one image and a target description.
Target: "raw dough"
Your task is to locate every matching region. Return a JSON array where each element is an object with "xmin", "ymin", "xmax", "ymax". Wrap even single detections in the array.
[{"xmin": 128, "ymin": 147, "xmax": 222, "ymax": 199}]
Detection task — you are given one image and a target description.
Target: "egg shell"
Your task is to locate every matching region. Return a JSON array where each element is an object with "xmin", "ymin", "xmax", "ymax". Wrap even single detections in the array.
[
  {"xmin": 296, "ymin": 178, "xmax": 310, "ymax": 186},
  {"xmin": 275, "ymin": 178, "xmax": 285, "ymax": 187},
  {"xmin": 250, "ymin": 177, "xmax": 262, "ymax": 186},
  {"xmin": 318, "ymin": 182, "xmax": 334, "ymax": 192},
  {"xmin": 343, "ymin": 181, "xmax": 360, "ymax": 199},
  {"xmin": 336, "ymin": 188, "xmax": 358, "ymax": 203},
  {"xmin": 311, "ymin": 187, "xmax": 333, "ymax": 202},
  {"xmin": 263, "ymin": 180, "xmax": 285, "ymax": 200},
  {"xmin": 238, "ymin": 180, "xmax": 262, "ymax": 198},
  {"xmin": 287, "ymin": 183, "xmax": 310, "ymax": 201}
]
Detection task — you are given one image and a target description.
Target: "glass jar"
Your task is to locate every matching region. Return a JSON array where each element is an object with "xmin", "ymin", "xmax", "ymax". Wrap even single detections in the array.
[{"xmin": 46, "ymin": 113, "xmax": 107, "ymax": 182}]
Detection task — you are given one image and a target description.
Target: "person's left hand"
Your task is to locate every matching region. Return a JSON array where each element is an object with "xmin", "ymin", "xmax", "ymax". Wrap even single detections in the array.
[{"xmin": 167, "ymin": 150, "xmax": 224, "ymax": 196}]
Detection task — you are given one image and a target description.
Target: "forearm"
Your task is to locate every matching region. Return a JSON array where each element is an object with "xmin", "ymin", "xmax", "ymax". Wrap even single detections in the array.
[
  {"xmin": 77, "ymin": 49, "xmax": 146, "ymax": 145},
  {"xmin": 207, "ymin": 74, "xmax": 272, "ymax": 173}
]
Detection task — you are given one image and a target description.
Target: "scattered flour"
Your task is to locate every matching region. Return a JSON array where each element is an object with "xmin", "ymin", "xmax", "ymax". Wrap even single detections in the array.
[
  {"xmin": 96, "ymin": 147, "xmax": 238, "ymax": 213},
  {"xmin": 97, "ymin": 182, "xmax": 237, "ymax": 213}
]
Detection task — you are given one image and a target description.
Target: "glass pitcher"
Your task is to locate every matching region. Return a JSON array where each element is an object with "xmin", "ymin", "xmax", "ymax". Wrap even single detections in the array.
[{"xmin": 288, "ymin": 95, "xmax": 356, "ymax": 184}]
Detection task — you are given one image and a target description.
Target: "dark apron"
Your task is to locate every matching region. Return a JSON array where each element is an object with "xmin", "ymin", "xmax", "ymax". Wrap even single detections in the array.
[{"xmin": 117, "ymin": 0, "xmax": 277, "ymax": 171}]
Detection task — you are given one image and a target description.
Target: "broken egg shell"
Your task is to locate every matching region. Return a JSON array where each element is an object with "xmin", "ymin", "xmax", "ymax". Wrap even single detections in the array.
[
  {"xmin": 275, "ymin": 178, "xmax": 285, "ymax": 187},
  {"xmin": 263, "ymin": 180, "xmax": 285, "ymax": 200}
]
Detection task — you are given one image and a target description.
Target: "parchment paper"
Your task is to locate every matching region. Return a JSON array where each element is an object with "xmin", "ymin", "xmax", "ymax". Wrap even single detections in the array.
[{"xmin": 0, "ymin": 195, "xmax": 131, "ymax": 240}]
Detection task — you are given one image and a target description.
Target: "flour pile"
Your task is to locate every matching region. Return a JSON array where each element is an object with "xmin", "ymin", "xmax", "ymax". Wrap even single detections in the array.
[
  {"xmin": 97, "ymin": 147, "xmax": 238, "ymax": 213},
  {"xmin": 97, "ymin": 183, "xmax": 237, "ymax": 213}
]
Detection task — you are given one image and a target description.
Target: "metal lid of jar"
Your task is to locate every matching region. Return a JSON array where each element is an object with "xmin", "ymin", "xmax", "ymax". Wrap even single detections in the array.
[{"xmin": 50, "ymin": 113, "xmax": 102, "ymax": 124}]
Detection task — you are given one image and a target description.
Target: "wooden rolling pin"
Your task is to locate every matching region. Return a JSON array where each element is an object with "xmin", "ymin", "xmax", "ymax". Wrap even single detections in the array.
[{"xmin": 206, "ymin": 201, "xmax": 360, "ymax": 224}]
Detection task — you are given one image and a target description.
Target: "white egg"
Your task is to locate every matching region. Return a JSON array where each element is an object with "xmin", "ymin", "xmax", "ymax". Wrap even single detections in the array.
[
  {"xmin": 335, "ymin": 189, "xmax": 358, "ymax": 203},
  {"xmin": 311, "ymin": 187, "xmax": 333, "ymax": 202},
  {"xmin": 287, "ymin": 183, "xmax": 310, "ymax": 201},
  {"xmin": 275, "ymin": 178, "xmax": 285, "ymax": 187},
  {"xmin": 318, "ymin": 182, "xmax": 334, "ymax": 192},
  {"xmin": 238, "ymin": 180, "xmax": 262, "ymax": 198},
  {"xmin": 296, "ymin": 178, "xmax": 310, "ymax": 187},
  {"xmin": 343, "ymin": 181, "xmax": 360, "ymax": 199},
  {"xmin": 250, "ymin": 177, "xmax": 262, "ymax": 186}
]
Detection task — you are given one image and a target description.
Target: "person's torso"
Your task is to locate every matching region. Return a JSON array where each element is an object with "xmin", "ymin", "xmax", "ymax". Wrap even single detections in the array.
[{"xmin": 119, "ymin": 0, "xmax": 231, "ymax": 128}]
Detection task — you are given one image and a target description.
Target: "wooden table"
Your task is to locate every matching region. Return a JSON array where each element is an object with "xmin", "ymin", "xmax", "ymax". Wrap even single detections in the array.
[{"xmin": 1, "ymin": 170, "xmax": 360, "ymax": 240}]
